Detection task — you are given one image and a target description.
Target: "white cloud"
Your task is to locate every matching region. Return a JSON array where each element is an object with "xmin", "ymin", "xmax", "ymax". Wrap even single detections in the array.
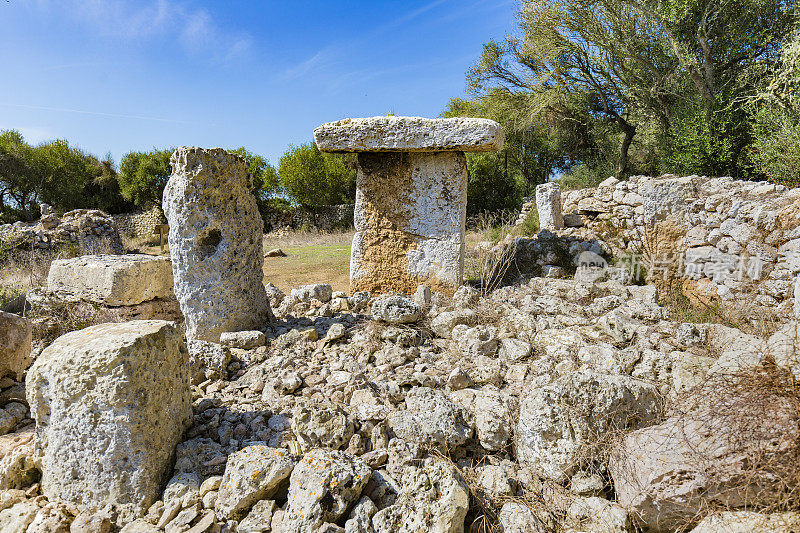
[{"xmin": 34, "ymin": 0, "xmax": 252, "ymax": 61}]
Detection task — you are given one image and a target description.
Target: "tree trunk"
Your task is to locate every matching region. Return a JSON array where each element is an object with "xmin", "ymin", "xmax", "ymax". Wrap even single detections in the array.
[{"xmin": 617, "ymin": 124, "xmax": 636, "ymax": 177}]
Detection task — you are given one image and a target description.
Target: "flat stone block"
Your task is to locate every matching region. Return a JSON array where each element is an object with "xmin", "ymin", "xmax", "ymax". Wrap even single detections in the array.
[
  {"xmin": 350, "ymin": 152, "xmax": 467, "ymax": 294},
  {"xmin": 314, "ymin": 116, "xmax": 504, "ymax": 153},
  {"xmin": 47, "ymin": 254, "xmax": 173, "ymax": 306}
]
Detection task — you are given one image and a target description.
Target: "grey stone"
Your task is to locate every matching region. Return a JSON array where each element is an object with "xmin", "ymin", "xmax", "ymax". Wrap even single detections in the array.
[
  {"xmin": 26, "ymin": 320, "xmax": 191, "ymax": 524},
  {"xmin": 238, "ymin": 499, "xmax": 276, "ymax": 533},
  {"xmin": 536, "ymin": 182, "xmax": 564, "ymax": 230},
  {"xmin": 215, "ymin": 444, "xmax": 295, "ymax": 520},
  {"xmin": 219, "ymin": 330, "xmax": 266, "ymax": 350},
  {"xmin": 282, "ymin": 449, "xmax": 371, "ymax": 533},
  {"xmin": 314, "ymin": 116, "xmax": 503, "ymax": 153},
  {"xmin": 163, "ymin": 147, "xmax": 273, "ymax": 341},
  {"xmin": 0, "ymin": 312, "xmax": 31, "ymax": 380},
  {"xmin": 371, "ymin": 295, "xmax": 421, "ymax": 324},
  {"xmin": 46, "ymin": 254, "xmax": 173, "ymax": 306},
  {"xmin": 291, "ymin": 403, "xmax": 354, "ymax": 452},
  {"xmin": 516, "ymin": 371, "xmax": 660, "ymax": 482},
  {"xmin": 372, "ymin": 458, "xmax": 469, "ymax": 533},
  {"xmin": 388, "ymin": 387, "xmax": 472, "ymax": 450}
]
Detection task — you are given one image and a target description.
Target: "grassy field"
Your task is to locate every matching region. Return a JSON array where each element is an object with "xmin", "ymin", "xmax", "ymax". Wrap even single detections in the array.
[{"xmin": 262, "ymin": 231, "xmax": 352, "ymax": 293}]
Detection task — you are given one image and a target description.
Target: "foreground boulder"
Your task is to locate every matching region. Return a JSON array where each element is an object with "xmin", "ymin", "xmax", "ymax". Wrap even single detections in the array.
[
  {"xmin": 610, "ymin": 370, "xmax": 800, "ymax": 532},
  {"xmin": 46, "ymin": 254, "xmax": 173, "ymax": 306},
  {"xmin": 26, "ymin": 320, "xmax": 192, "ymax": 524},
  {"xmin": 163, "ymin": 147, "xmax": 273, "ymax": 341},
  {"xmin": 281, "ymin": 449, "xmax": 371, "ymax": 532},
  {"xmin": 0, "ymin": 312, "xmax": 31, "ymax": 380},
  {"xmin": 372, "ymin": 457, "xmax": 469, "ymax": 533},
  {"xmin": 516, "ymin": 371, "xmax": 660, "ymax": 481},
  {"xmin": 215, "ymin": 444, "xmax": 295, "ymax": 520}
]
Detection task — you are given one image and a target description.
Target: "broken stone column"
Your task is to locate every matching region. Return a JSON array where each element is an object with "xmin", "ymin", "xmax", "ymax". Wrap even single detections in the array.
[
  {"xmin": 163, "ymin": 147, "xmax": 273, "ymax": 341},
  {"xmin": 314, "ymin": 116, "xmax": 503, "ymax": 295},
  {"xmin": 535, "ymin": 182, "xmax": 564, "ymax": 231}
]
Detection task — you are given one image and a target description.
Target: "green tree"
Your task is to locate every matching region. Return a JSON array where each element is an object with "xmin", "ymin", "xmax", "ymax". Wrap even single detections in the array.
[
  {"xmin": 469, "ymin": 0, "xmax": 677, "ymax": 176},
  {"xmin": 0, "ymin": 130, "xmax": 42, "ymax": 220},
  {"xmin": 228, "ymin": 147, "xmax": 280, "ymax": 200},
  {"xmin": 118, "ymin": 148, "xmax": 173, "ymax": 209},
  {"xmin": 750, "ymin": 29, "xmax": 800, "ymax": 184},
  {"xmin": 278, "ymin": 143, "xmax": 356, "ymax": 207}
]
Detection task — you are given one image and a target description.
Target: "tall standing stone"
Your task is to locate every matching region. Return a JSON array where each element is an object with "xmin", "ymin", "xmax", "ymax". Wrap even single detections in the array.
[
  {"xmin": 314, "ymin": 116, "xmax": 503, "ymax": 295},
  {"xmin": 26, "ymin": 321, "xmax": 192, "ymax": 525},
  {"xmin": 535, "ymin": 182, "xmax": 564, "ymax": 231},
  {"xmin": 163, "ymin": 147, "xmax": 273, "ymax": 341}
]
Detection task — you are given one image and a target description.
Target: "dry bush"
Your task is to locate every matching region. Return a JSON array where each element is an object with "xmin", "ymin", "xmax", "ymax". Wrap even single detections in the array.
[
  {"xmin": 659, "ymin": 362, "xmax": 800, "ymax": 529},
  {"xmin": 464, "ymin": 212, "xmax": 519, "ymax": 295}
]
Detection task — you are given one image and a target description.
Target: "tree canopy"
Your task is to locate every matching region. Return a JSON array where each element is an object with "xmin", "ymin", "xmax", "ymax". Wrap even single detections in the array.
[{"xmin": 278, "ymin": 143, "xmax": 356, "ymax": 208}]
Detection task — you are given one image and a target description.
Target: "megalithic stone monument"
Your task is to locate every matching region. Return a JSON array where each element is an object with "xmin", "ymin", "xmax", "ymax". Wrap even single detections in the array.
[
  {"xmin": 314, "ymin": 116, "xmax": 504, "ymax": 295},
  {"xmin": 163, "ymin": 147, "xmax": 273, "ymax": 341}
]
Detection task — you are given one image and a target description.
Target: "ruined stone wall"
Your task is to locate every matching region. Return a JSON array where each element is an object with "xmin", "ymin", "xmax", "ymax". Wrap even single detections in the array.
[
  {"xmin": 555, "ymin": 175, "xmax": 800, "ymax": 313},
  {"xmin": 111, "ymin": 206, "xmax": 164, "ymax": 238},
  {"xmin": 263, "ymin": 204, "xmax": 354, "ymax": 233},
  {"xmin": 0, "ymin": 209, "xmax": 123, "ymax": 254}
]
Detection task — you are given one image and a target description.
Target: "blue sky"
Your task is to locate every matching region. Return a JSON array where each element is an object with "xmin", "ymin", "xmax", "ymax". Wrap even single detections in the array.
[{"xmin": 0, "ymin": 0, "xmax": 516, "ymax": 166}]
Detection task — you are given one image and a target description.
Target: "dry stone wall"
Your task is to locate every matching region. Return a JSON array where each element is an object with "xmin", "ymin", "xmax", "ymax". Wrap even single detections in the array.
[
  {"xmin": 111, "ymin": 206, "xmax": 164, "ymax": 238},
  {"xmin": 0, "ymin": 209, "xmax": 123, "ymax": 254},
  {"xmin": 556, "ymin": 175, "xmax": 800, "ymax": 313}
]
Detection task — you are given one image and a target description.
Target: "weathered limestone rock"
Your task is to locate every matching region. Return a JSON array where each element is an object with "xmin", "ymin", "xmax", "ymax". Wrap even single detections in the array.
[
  {"xmin": 388, "ymin": 387, "xmax": 473, "ymax": 450},
  {"xmin": 315, "ymin": 116, "xmax": 503, "ymax": 295},
  {"xmin": 372, "ymin": 458, "xmax": 469, "ymax": 533},
  {"xmin": 0, "ymin": 312, "xmax": 31, "ymax": 380},
  {"xmin": 689, "ymin": 511, "xmax": 800, "ymax": 533},
  {"xmin": 163, "ymin": 147, "xmax": 273, "ymax": 341},
  {"xmin": 371, "ymin": 294, "xmax": 421, "ymax": 324},
  {"xmin": 26, "ymin": 321, "xmax": 192, "ymax": 524},
  {"xmin": 282, "ymin": 449, "xmax": 372, "ymax": 533},
  {"xmin": 215, "ymin": 445, "xmax": 295, "ymax": 520},
  {"xmin": 535, "ymin": 182, "xmax": 564, "ymax": 230},
  {"xmin": 46, "ymin": 254, "xmax": 173, "ymax": 306},
  {"xmin": 610, "ymin": 398, "xmax": 799, "ymax": 532},
  {"xmin": 515, "ymin": 371, "xmax": 660, "ymax": 482},
  {"xmin": 638, "ymin": 175, "xmax": 698, "ymax": 224}
]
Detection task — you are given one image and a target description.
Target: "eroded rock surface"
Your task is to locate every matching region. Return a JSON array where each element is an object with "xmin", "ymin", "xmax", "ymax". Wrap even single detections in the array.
[
  {"xmin": 163, "ymin": 147, "xmax": 272, "ymax": 341},
  {"xmin": 26, "ymin": 320, "xmax": 191, "ymax": 524}
]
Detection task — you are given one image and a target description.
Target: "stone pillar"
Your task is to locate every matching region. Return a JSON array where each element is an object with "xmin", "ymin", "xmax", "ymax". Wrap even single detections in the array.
[
  {"xmin": 163, "ymin": 147, "xmax": 273, "ymax": 342},
  {"xmin": 314, "ymin": 116, "xmax": 503, "ymax": 295},
  {"xmin": 535, "ymin": 182, "xmax": 563, "ymax": 231}
]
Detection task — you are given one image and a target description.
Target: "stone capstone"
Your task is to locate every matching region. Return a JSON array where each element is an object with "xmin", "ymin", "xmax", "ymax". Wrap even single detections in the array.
[
  {"xmin": 314, "ymin": 116, "xmax": 504, "ymax": 153},
  {"xmin": 0, "ymin": 312, "xmax": 32, "ymax": 380},
  {"xmin": 26, "ymin": 320, "xmax": 192, "ymax": 524},
  {"xmin": 46, "ymin": 254, "xmax": 173, "ymax": 306},
  {"xmin": 163, "ymin": 147, "xmax": 273, "ymax": 341}
]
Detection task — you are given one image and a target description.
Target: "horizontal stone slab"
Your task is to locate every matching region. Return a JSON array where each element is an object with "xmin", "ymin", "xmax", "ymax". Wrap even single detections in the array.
[
  {"xmin": 47, "ymin": 254, "xmax": 173, "ymax": 306},
  {"xmin": 314, "ymin": 116, "xmax": 504, "ymax": 153}
]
